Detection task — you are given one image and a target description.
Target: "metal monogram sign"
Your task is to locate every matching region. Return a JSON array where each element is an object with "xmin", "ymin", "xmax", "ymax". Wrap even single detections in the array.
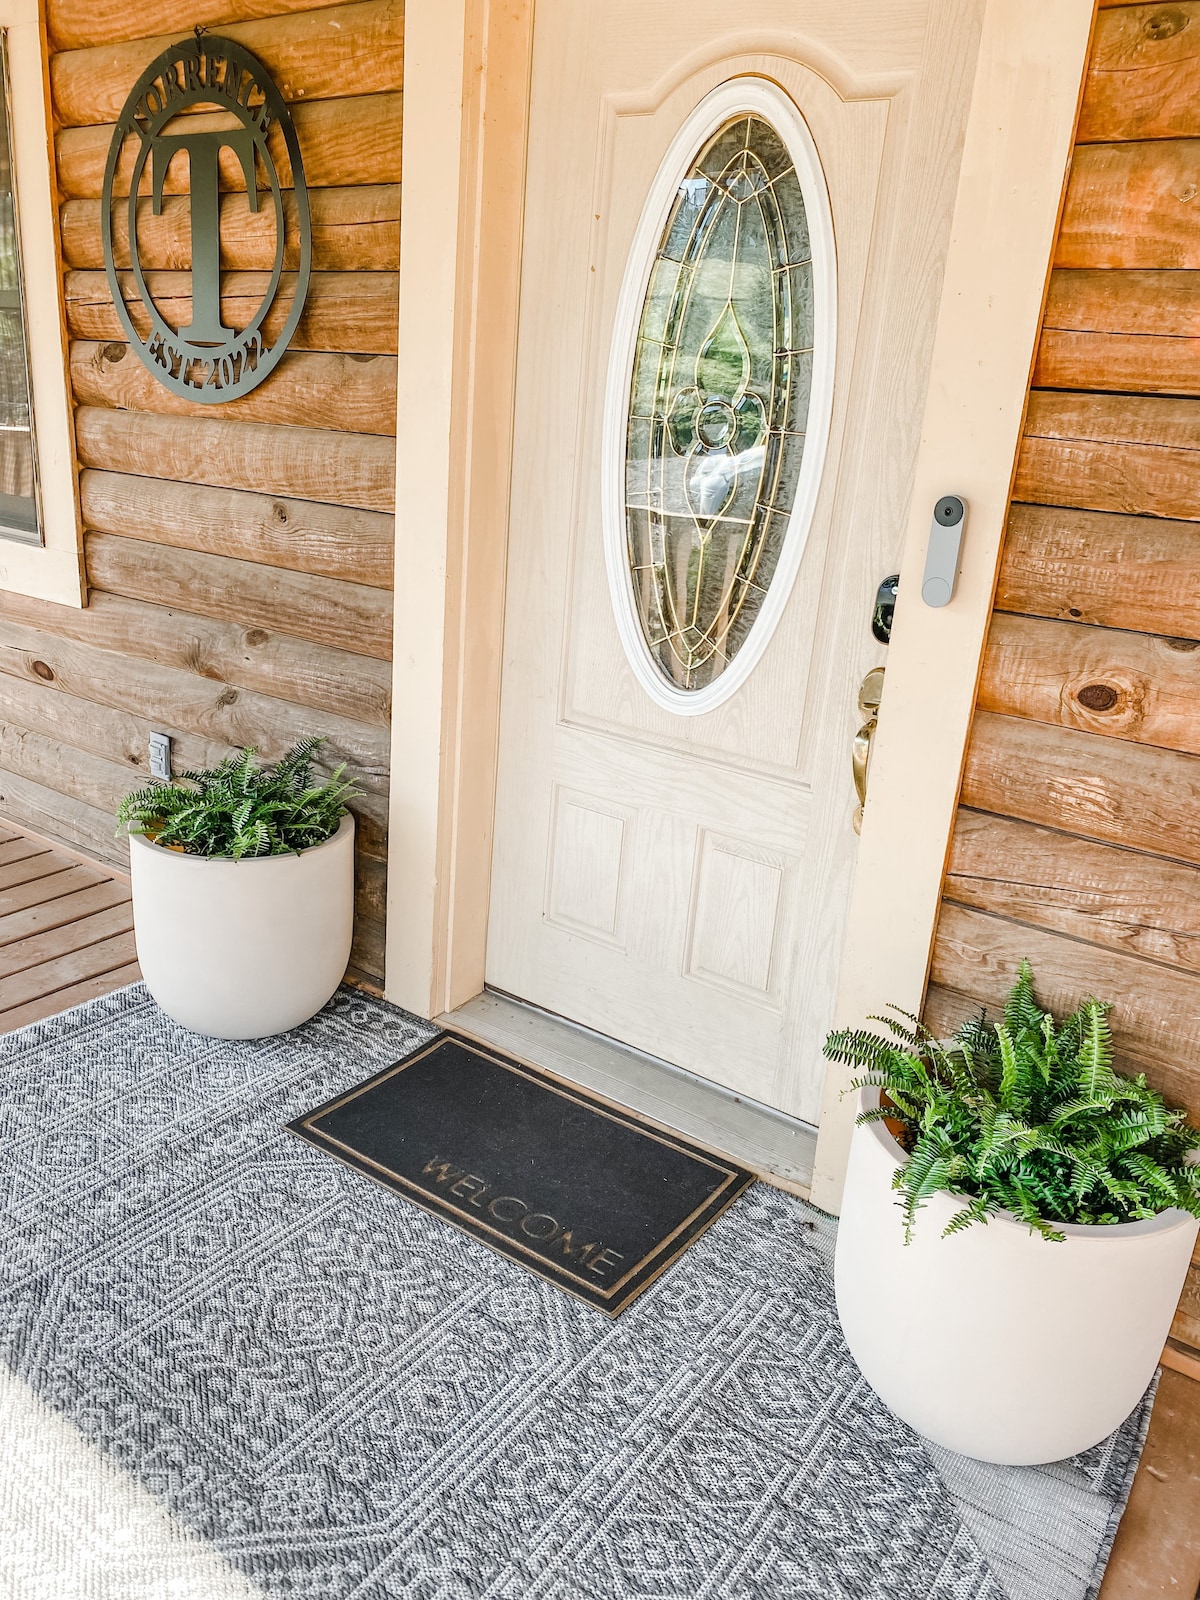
[{"xmin": 101, "ymin": 34, "xmax": 311, "ymax": 403}]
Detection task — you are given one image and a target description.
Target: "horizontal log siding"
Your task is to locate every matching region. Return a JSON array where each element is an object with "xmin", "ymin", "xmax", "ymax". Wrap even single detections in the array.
[
  {"xmin": 927, "ymin": 3, "xmax": 1200, "ymax": 1348},
  {"xmin": 0, "ymin": 0, "xmax": 400, "ymax": 982}
]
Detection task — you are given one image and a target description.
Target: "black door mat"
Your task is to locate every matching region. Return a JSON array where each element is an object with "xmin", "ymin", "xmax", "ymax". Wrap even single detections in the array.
[{"xmin": 288, "ymin": 1031, "xmax": 754, "ymax": 1315}]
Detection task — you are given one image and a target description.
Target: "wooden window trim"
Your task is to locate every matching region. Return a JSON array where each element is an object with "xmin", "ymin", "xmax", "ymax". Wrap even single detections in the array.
[{"xmin": 0, "ymin": 0, "xmax": 83, "ymax": 606}]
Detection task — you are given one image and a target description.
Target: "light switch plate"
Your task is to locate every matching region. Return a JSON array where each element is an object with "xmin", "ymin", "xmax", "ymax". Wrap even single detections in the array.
[{"xmin": 149, "ymin": 731, "xmax": 172, "ymax": 780}]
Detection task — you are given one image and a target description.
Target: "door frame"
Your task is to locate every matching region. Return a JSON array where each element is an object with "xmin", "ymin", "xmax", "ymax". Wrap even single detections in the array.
[{"xmin": 385, "ymin": 0, "xmax": 1095, "ymax": 1209}]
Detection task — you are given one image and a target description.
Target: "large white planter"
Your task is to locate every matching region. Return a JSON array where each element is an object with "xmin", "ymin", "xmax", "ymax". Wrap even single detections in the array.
[
  {"xmin": 128, "ymin": 814, "xmax": 355, "ymax": 1040},
  {"xmin": 836, "ymin": 1087, "xmax": 1199, "ymax": 1465}
]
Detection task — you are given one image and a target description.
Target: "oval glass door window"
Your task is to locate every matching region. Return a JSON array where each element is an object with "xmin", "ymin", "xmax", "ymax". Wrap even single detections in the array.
[{"xmin": 607, "ymin": 81, "xmax": 836, "ymax": 712}]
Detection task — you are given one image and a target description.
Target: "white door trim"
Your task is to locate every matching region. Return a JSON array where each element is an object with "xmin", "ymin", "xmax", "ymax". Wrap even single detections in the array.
[
  {"xmin": 386, "ymin": 0, "xmax": 1094, "ymax": 1206},
  {"xmin": 809, "ymin": 0, "xmax": 1094, "ymax": 1210}
]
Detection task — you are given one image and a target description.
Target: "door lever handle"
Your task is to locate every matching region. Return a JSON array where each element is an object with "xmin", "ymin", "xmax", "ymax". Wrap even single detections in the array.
[{"xmin": 852, "ymin": 667, "xmax": 885, "ymax": 834}]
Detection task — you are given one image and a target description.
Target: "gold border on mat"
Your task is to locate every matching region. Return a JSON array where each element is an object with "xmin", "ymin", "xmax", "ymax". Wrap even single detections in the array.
[{"xmin": 288, "ymin": 1032, "xmax": 754, "ymax": 1315}]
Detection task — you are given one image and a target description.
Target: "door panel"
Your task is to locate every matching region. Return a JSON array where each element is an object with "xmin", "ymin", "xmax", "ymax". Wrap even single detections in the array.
[{"xmin": 488, "ymin": 0, "xmax": 985, "ymax": 1121}]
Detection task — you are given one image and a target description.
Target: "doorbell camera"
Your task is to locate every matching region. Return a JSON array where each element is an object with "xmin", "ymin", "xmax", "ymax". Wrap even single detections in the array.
[{"xmin": 921, "ymin": 495, "xmax": 966, "ymax": 608}]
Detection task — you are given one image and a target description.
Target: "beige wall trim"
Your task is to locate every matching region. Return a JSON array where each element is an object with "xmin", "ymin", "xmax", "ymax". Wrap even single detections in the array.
[
  {"xmin": 809, "ymin": 0, "xmax": 1094, "ymax": 1212},
  {"xmin": 0, "ymin": 0, "xmax": 83, "ymax": 606},
  {"xmin": 385, "ymin": 0, "xmax": 534, "ymax": 1016}
]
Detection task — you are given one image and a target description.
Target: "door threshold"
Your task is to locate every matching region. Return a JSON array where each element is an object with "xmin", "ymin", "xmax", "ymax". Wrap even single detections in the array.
[{"xmin": 436, "ymin": 989, "xmax": 818, "ymax": 1197}]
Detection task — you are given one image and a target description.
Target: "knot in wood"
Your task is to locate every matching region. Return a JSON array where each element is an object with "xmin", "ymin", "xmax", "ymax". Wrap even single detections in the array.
[
  {"xmin": 30, "ymin": 660, "xmax": 55, "ymax": 682},
  {"xmin": 216, "ymin": 687, "xmax": 238, "ymax": 708},
  {"xmin": 1076, "ymin": 682, "xmax": 1119, "ymax": 713},
  {"xmin": 1144, "ymin": 8, "xmax": 1188, "ymax": 40},
  {"xmin": 244, "ymin": 629, "xmax": 269, "ymax": 647},
  {"xmin": 101, "ymin": 342, "xmax": 126, "ymax": 364}
]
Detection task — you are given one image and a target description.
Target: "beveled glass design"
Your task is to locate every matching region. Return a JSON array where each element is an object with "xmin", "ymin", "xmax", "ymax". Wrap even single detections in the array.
[
  {"xmin": 624, "ymin": 114, "xmax": 815, "ymax": 692},
  {"xmin": 0, "ymin": 33, "xmax": 40, "ymax": 545}
]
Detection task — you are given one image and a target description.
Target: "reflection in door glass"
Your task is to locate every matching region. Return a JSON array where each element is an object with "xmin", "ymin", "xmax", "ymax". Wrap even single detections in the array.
[
  {"xmin": 0, "ymin": 33, "xmax": 40, "ymax": 545},
  {"xmin": 625, "ymin": 115, "xmax": 814, "ymax": 692}
]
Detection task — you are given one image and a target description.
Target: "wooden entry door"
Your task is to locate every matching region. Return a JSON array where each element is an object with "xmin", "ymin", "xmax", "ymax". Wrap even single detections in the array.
[{"xmin": 487, "ymin": 0, "xmax": 985, "ymax": 1124}]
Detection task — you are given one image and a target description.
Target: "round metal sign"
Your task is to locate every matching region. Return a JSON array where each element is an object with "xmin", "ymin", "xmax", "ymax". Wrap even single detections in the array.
[{"xmin": 101, "ymin": 34, "xmax": 311, "ymax": 403}]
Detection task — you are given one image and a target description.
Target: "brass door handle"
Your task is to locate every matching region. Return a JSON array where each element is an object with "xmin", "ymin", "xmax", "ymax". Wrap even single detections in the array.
[{"xmin": 852, "ymin": 667, "xmax": 885, "ymax": 834}]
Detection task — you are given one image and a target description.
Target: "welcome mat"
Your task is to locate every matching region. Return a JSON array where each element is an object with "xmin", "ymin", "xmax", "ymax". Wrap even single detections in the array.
[{"xmin": 288, "ymin": 1031, "xmax": 754, "ymax": 1314}]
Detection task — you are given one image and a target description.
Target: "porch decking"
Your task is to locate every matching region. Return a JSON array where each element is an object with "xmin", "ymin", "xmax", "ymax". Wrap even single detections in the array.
[
  {"xmin": 0, "ymin": 819, "xmax": 139, "ymax": 1034},
  {"xmin": 0, "ymin": 817, "xmax": 1196, "ymax": 1593}
]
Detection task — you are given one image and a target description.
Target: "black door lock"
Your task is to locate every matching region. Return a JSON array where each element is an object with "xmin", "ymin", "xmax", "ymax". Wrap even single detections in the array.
[{"xmin": 872, "ymin": 575, "xmax": 899, "ymax": 645}]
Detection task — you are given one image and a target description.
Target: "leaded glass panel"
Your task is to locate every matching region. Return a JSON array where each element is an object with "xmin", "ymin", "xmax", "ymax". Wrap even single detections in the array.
[
  {"xmin": 0, "ymin": 33, "xmax": 40, "ymax": 546},
  {"xmin": 624, "ymin": 114, "xmax": 815, "ymax": 692}
]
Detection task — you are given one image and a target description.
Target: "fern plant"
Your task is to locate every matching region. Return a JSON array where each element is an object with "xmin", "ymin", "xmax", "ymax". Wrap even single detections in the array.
[
  {"xmin": 117, "ymin": 738, "xmax": 359, "ymax": 860},
  {"xmin": 824, "ymin": 961, "xmax": 1200, "ymax": 1242}
]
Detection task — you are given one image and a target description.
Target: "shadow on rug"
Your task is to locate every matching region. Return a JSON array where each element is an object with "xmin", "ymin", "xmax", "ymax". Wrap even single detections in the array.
[{"xmin": 0, "ymin": 986, "xmax": 1151, "ymax": 1600}]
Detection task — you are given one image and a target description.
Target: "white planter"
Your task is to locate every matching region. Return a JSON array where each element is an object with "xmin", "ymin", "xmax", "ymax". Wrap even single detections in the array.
[
  {"xmin": 835, "ymin": 1087, "xmax": 1199, "ymax": 1465},
  {"xmin": 128, "ymin": 814, "xmax": 355, "ymax": 1040}
]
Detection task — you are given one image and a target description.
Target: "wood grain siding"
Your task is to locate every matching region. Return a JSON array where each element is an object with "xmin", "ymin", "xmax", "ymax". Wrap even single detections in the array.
[
  {"xmin": 0, "ymin": 0, "xmax": 400, "ymax": 982},
  {"xmin": 927, "ymin": 1, "xmax": 1200, "ymax": 1349}
]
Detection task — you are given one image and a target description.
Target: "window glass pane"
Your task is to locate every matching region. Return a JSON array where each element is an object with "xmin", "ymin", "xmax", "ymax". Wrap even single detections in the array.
[
  {"xmin": 0, "ymin": 33, "xmax": 41, "ymax": 545},
  {"xmin": 623, "ymin": 113, "xmax": 816, "ymax": 693}
]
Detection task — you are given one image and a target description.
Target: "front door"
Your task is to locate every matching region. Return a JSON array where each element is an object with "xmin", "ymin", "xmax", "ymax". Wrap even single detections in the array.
[{"xmin": 487, "ymin": 1, "xmax": 986, "ymax": 1124}]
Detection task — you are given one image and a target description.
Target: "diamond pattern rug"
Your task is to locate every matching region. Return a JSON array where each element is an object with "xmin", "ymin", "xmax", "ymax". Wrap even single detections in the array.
[{"xmin": 0, "ymin": 986, "xmax": 1150, "ymax": 1599}]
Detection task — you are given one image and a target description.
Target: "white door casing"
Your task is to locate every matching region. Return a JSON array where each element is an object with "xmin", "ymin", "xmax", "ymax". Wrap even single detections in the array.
[
  {"xmin": 486, "ymin": 0, "xmax": 989, "ymax": 1122},
  {"xmin": 388, "ymin": 0, "xmax": 1092, "ymax": 1202}
]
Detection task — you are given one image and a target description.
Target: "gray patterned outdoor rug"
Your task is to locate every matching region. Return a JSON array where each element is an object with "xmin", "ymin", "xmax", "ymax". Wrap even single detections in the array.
[{"xmin": 0, "ymin": 985, "xmax": 1151, "ymax": 1600}]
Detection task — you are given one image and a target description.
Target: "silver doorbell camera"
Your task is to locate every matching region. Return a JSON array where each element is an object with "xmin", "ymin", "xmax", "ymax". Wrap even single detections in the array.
[{"xmin": 921, "ymin": 495, "xmax": 966, "ymax": 608}]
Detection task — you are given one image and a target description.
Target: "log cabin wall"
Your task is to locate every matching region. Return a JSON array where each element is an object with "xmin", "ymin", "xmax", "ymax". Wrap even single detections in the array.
[
  {"xmin": 923, "ymin": 0, "xmax": 1200, "ymax": 1347},
  {"xmin": 0, "ymin": 0, "xmax": 400, "ymax": 981}
]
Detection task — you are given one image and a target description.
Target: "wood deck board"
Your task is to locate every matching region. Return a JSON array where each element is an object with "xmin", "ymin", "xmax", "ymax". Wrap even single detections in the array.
[
  {"xmin": 1098, "ymin": 1367, "xmax": 1200, "ymax": 1599},
  {"xmin": 0, "ymin": 817, "xmax": 138, "ymax": 1031}
]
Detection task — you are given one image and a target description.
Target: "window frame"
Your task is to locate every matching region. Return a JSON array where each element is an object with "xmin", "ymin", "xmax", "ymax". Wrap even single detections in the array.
[
  {"xmin": 601, "ymin": 76, "xmax": 837, "ymax": 717},
  {"xmin": 0, "ymin": 0, "xmax": 83, "ymax": 606}
]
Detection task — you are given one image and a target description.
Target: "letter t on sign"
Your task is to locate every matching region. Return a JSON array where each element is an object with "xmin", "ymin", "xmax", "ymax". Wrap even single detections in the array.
[{"xmin": 151, "ymin": 127, "xmax": 259, "ymax": 343}]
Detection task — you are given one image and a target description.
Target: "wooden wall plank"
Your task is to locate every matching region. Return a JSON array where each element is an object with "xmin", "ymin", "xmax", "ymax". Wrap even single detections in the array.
[
  {"xmin": 51, "ymin": 0, "xmax": 402, "ymax": 127},
  {"xmin": 47, "ymin": 0, "xmax": 323, "ymax": 53},
  {"xmin": 65, "ymin": 271, "xmax": 398, "ymax": 355},
  {"xmin": 1174, "ymin": 1269, "xmax": 1200, "ymax": 1349},
  {"xmin": 0, "ymin": 721, "xmax": 384, "ymax": 921},
  {"xmin": 60, "ymin": 186, "xmax": 401, "ymax": 273},
  {"xmin": 1038, "ymin": 269, "xmax": 1200, "ymax": 394},
  {"xmin": 1013, "ymin": 433, "xmax": 1200, "ymax": 517},
  {"xmin": 70, "ymin": 342, "xmax": 398, "ymax": 435},
  {"xmin": 1034, "ymin": 329, "xmax": 1200, "ymax": 396},
  {"xmin": 80, "ymin": 470, "xmax": 394, "ymax": 588},
  {"xmin": 1015, "ymin": 391, "xmax": 1200, "ymax": 518},
  {"xmin": 980, "ymin": 612, "xmax": 1200, "ymax": 753},
  {"xmin": 995, "ymin": 503, "xmax": 1200, "ymax": 637},
  {"xmin": 1044, "ymin": 269, "xmax": 1200, "ymax": 338},
  {"xmin": 945, "ymin": 810, "xmax": 1200, "ymax": 975},
  {"xmin": 74, "ymin": 407, "xmax": 395, "ymax": 512},
  {"xmin": 0, "ymin": 588, "xmax": 392, "ymax": 728},
  {"xmin": 929, "ymin": 903, "xmax": 1200, "ymax": 1117},
  {"xmin": 1078, "ymin": 3, "xmax": 1200, "ymax": 144},
  {"xmin": 962, "ymin": 711, "xmax": 1200, "ymax": 865},
  {"xmin": 58, "ymin": 92, "xmax": 402, "ymax": 199},
  {"xmin": 85, "ymin": 534, "xmax": 394, "ymax": 660},
  {"xmin": 0, "ymin": 773, "xmax": 125, "ymax": 870},
  {"xmin": 1025, "ymin": 390, "xmax": 1200, "ymax": 449},
  {"xmin": 0, "ymin": 614, "xmax": 389, "ymax": 789},
  {"xmin": 1058, "ymin": 141, "xmax": 1200, "ymax": 269},
  {"xmin": 0, "ymin": 665, "xmax": 388, "ymax": 858},
  {"xmin": 0, "ymin": 722, "xmax": 146, "ymax": 824}
]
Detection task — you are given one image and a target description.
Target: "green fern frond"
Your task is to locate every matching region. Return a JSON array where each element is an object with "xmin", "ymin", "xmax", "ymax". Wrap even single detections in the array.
[
  {"xmin": 827, "ymin": 960, "xmax": 1200, "ymax": 1245},
  {"xmin": 117, "ymin": 738, "xmax": 360, "ymax": 861}
]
